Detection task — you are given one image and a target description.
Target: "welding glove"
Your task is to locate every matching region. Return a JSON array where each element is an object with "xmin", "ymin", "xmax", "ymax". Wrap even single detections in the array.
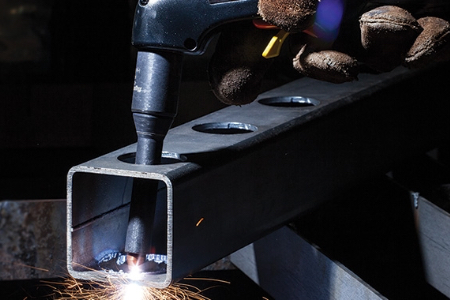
[{"xmin": 209, "ymin": 0, "xmax": 450, "ymax": 105}]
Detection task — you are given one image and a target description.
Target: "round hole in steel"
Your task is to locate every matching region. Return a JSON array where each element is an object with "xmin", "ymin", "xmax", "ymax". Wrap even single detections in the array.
[
  {"xmin": 118, "ymin": 151, "xmax": 186, "ymax": 164},
  {"xmin": 192, "ymin": 122, "xmax": 257, "ymax": 134},
  {"xmin": 184, "ymin": 38, "xmax": 197, "ymax": 51},
  {"xmin": 258, "ymin": 96, "xmax": 319, "ymax": 107}
]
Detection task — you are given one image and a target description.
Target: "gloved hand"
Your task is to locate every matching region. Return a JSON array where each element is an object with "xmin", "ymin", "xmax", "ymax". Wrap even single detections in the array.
[{"xmin": 209, "ymin": 0, "xmax": 450, "ymax": 105}]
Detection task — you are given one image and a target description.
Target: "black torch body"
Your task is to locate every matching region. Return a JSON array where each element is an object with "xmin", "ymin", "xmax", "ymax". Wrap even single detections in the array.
[{"xmin": 125, "ymin": 50, "xmax": 182, "ymax": 259}]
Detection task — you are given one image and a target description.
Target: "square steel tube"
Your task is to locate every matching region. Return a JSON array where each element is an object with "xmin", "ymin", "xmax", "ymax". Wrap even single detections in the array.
[{"xmin": 67, "ymin": 67, "xmax": 449, "ymax": 288}]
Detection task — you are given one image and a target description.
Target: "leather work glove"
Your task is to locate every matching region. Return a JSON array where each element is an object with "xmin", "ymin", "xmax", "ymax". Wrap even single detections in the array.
[{"xmin": 208, "ymin": 0, "xmax": 450, "ymax": 105}]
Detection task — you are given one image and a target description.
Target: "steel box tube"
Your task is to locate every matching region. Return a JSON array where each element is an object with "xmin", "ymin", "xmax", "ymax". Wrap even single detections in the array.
[{"xmin": 67, "ymin": 67, "xmax": 449, "ymax": 288}]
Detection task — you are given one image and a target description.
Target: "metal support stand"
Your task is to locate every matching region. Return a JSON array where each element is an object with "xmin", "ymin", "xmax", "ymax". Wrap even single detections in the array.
[{"xmin": 231, "ymin": 226, "xmax": 386, "ymax": 300}]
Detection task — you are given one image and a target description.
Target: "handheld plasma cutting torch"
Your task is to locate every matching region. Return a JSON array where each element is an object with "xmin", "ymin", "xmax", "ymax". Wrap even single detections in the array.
[
  {"xmin": 67, "ymin": 0, "xmax": 259, "ymax": 288},
  {"xmin": 125, "ymin": 0, "xmax": 259, "ymax": 273}
]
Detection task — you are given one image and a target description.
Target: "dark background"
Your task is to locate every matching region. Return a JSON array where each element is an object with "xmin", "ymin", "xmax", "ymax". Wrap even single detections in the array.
[{"xmin": 0, "ymin": 0, "xmax": 226, "ymax": 200}]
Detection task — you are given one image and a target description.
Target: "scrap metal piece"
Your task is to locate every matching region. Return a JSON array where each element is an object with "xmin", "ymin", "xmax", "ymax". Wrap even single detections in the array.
[{"xmin": 0, "ymin": 199, "xmax": 66, "ymax": 280}]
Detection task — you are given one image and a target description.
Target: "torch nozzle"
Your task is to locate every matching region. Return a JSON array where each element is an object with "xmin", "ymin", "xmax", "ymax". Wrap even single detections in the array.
[
  {"xmin": 127, "ymin": 253, "xmax": 146, "ymax": 269},
  {"xmin": 124, "ymin": 50, "xmax": 182, "ymax": 273}
]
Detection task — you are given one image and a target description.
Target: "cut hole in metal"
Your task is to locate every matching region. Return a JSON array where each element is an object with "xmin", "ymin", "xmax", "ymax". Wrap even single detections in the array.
[
  {"xmin": 184, "ymin": 38, "xmax": 197, "ymax": 50},
  {"xmin": 118, "ymin": 151, "xmax": 186, "ymax": 164},
  {"xmin": 97, "ymin": 251, "xmax": 167, "ymax": 275},
  {"xmin": 259, "ymin": 96, "xmax": 319, "ymax": 107},
  {"xmin": 193, "ymin": 122, "xmax": 257, "ymax": 134}
]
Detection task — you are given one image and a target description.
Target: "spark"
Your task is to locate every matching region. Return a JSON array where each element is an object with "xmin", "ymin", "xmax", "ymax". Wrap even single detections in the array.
[
  {"xmin": 28, "ymin": 261, "xmax": 224, "ymax": 300},
  {"xmin": 15, "ymin": 261, "xmax": 217, "ymax": 299},
  {"xmin": 43, "ymin": 273, "xmax": 218, "ymax": 300},
  {"xmin": 196, "ymin": 218, "xmax": 204, "ymax": 227},
  {"xmin": 13, "ymin": 262, "xmax": 49, "ymax": 272}
]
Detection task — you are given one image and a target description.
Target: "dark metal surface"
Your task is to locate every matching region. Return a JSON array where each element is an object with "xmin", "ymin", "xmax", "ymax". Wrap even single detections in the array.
[
  {"xmin": 231, "ymin": 226, "xmax": 386, "ymax": 300},
  {"xmin": 415, "ymin": 195, "xmax": 450, "ymax": 298},
  {"xmin": 0, "ymin": 199, "xmax": 66, "ymax": 280},
  {"xmin": 389, "ymin": 154, "xmax": 450, "ymax": 297},
  {"xmin": 67, "ymin": 65, "xmax": 450, "ymax": 288},
  {"xmin": 235, "ymin": 175, "xmax": 449, "ymax": 300}
]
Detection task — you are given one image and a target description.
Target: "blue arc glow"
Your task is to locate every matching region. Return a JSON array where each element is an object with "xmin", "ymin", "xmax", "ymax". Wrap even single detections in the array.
[{"xmin": 314, "ymin": 0, "xmax": 344, "ymax": 42}]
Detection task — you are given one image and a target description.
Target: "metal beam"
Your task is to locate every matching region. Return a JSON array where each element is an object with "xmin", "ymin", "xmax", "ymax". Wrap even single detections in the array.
[
  {"xmin": 415, "ymin": 195, "xmax": 450, "ymax": 298},
  {"xmin": 67, "ymin": 66, "xmax": 450, "ymax": 288},
  {"xmin": 231, "ymin": 226, "xmax": 386, "ymax": 300}
]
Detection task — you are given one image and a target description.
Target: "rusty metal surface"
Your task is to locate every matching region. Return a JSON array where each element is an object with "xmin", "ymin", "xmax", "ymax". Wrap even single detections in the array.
[{"xmin": 0, "ymin": 199, "xmax": 66, "ymax": 280}]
